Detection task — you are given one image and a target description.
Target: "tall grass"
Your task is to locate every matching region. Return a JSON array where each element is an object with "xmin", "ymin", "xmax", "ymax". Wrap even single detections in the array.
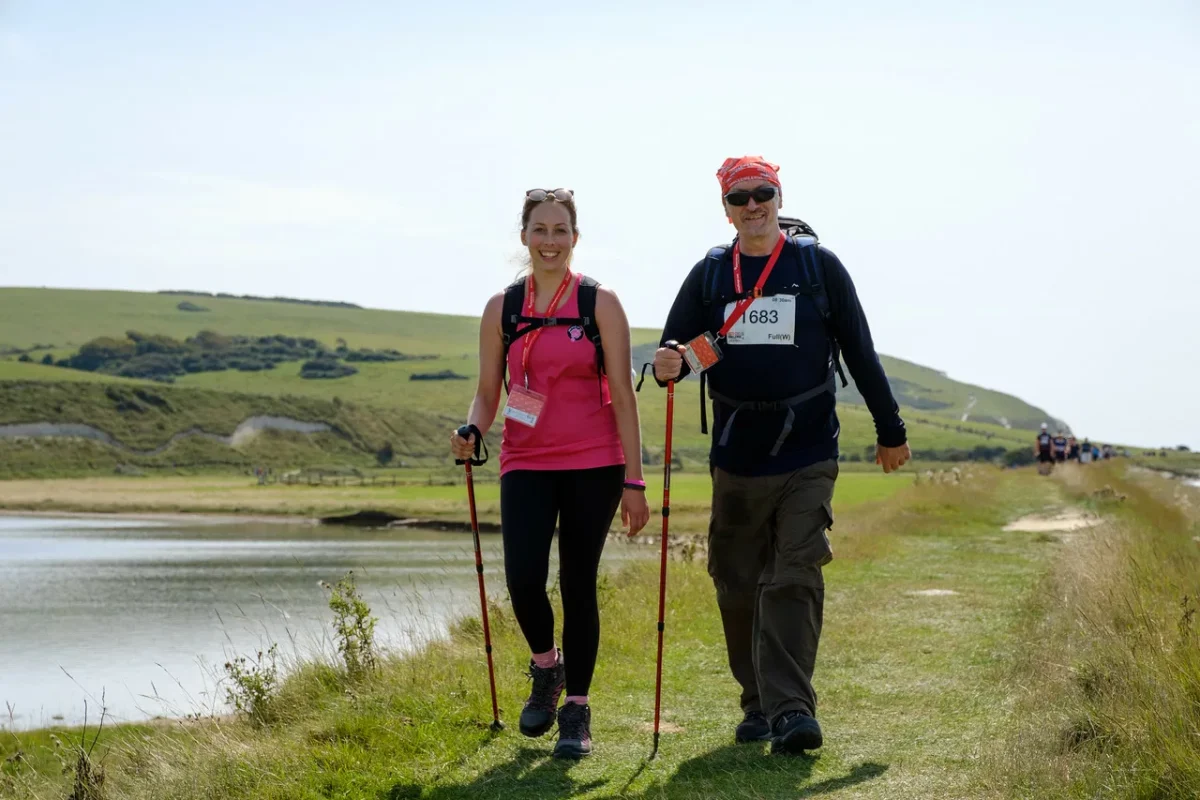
[{"xmin": 991, "ymin": 464, "xmax": 1200, "ymax": 798}]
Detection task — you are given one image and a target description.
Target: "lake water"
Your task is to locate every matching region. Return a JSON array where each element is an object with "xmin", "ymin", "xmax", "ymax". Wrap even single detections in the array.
[{"xmin": 0, "ymin": 515, "xmax": 648, "ymax": 730}]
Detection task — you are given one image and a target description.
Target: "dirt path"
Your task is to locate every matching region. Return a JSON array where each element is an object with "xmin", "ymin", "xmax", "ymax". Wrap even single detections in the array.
[{"xmin": 1002, "ymin": 509, "xmax": 1102, "ymax": 533}]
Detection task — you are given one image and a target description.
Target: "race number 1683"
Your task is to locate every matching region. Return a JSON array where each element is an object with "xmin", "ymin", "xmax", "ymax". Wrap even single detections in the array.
[{"xmin": 724, "ymin": 295, "xmax": 796, "ymax": 345}]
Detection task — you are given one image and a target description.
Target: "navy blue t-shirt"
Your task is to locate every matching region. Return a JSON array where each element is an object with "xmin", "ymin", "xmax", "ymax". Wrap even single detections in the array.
[{"xmin": 657, "ymin": 239, "xmax": 906, "ymax": 476}]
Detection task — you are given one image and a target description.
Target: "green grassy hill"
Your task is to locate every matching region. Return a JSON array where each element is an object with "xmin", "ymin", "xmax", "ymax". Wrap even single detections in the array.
[{"xmin": 0, "ymin": 287, "xmax": 1054, "ymax": 477}]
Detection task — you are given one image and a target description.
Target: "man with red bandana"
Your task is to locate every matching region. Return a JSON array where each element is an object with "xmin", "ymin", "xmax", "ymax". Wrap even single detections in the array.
[{"xmin": 651, "ymin": 156, "xmax": 910, "ymax": 755}]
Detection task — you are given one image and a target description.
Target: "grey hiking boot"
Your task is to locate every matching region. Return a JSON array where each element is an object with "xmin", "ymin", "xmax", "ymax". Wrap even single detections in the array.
[
  {"xmin": 770, "ymin": 710, "xmax": 823, "ymax": 755},
  {"xmin": 518, "ymin": 656, "xmax": 565, "ymax": 738},
  {"xmin": 552, "ymin": 702, "xmax": 592, "ymax": 759},
  {"xmin": 735, "ymin": 710, "xmax": 772, "ymax": 743}
]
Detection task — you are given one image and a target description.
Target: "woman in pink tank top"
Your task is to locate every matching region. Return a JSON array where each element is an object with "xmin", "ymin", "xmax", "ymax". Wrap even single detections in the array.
[{"xmin": 450, "ymin": 188, "xmax": 649, "ymax": 759}]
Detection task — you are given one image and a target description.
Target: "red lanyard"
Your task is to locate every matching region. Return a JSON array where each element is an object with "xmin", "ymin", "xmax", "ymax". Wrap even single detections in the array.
[
  {"xmin": 717, "ymin": 233, "xmax": 786, "ymax": 338},
  {"xmin": 520, "ymin": 270, "xmax": 574, "ymax": 386}
]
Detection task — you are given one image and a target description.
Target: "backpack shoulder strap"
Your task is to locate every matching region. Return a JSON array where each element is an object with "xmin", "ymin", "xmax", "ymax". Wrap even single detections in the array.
[
  {"xmin": 575, "ymin": 275, "xmax": 608, "ymax": 404},
  {"xmin": 792, "ymin": 238, "xmax": 849, "ymax": 388},
  {"xmin": 576, "ymin": 275, "xmax": 604, "ymax": 371},
  {"xmin": 500, "ymin": 278, "xmax": 525, "ymax": 347},
  {"xmin": 500, "ymin": 278, "xmax": 526, "ymax": 393},
  {"xmin": 698, "ymin": 244, "xmax": 731, "ymax": 434},
  {"xmin": 576, "ymin": 275, "xmax": 601, "ymax": 344},
  {"xmin": 701, "ymin": 245, "xmax": 729, "ymax": 307}
]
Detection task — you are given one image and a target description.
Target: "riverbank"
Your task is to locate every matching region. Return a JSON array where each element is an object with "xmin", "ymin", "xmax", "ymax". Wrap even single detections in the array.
[
  {"xmin": 5, "ymin": 464, "xmax": 1194, "ymax": 799},
  {"xmin": 0, "ymin": 470, "xmax": 910, "ymax": 536}
]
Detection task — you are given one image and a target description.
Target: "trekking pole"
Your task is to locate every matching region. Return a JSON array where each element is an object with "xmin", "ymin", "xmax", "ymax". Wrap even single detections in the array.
[
  {"xmin": 456, "ymin": 424, "xmax": 503, "ymax": 732},
  {"xmin": 637, "ymin": 341, "xmax": 678, "ymax": 759}
]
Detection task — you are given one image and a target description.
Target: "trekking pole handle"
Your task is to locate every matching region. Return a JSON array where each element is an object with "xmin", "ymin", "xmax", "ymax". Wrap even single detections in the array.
[
  {"xmin": 662, "ymin": 340, "xmax": 680, "ymax": 388},
  {"xmin": 455, "ymin": 424, "xmax": 488, "ymax": 466},
  {"xmin": 635, "ymin": 341, "xmax": 682, "ymax": 393}
]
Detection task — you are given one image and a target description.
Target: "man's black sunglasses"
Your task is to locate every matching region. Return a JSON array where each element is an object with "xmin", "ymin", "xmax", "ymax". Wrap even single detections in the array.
[{"xmin": 724, "ymin": 186, "xmax": 778, "ymax": 206}]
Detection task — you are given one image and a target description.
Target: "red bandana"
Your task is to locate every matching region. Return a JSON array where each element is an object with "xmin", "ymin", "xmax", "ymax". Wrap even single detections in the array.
[{"xmin": 716, "ymin": 156, "xmax": 782, "ymax": 195}]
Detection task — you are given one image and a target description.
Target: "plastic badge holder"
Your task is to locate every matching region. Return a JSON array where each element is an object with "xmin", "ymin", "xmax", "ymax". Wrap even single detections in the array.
[
  {"xmin": 682, "ymin": 332, "xmax": 722, "ymax": 374},
  {"xmin": 502, "ymin": 385, "xmax": 546, "ymax": 428}
]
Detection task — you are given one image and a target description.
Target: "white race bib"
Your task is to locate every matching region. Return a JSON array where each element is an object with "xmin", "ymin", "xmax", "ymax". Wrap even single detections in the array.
[{"xmin": 723, "ymin": 295, "xmax": 796, "ymax": 345}]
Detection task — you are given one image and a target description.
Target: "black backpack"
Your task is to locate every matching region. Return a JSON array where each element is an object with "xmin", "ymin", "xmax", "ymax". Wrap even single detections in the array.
[
  {"xmin": 693, "ymin": 217, "xmax": 848, "ymax": 434},
  {"xmin": 500, "ymin": 274, "xmax": 605, "ymax": 398}
]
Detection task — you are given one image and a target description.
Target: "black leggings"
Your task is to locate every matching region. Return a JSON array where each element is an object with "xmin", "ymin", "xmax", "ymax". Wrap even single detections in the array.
[{"xmin": 500, "ymin": 465, "xmax": 624, "ymax": 697}]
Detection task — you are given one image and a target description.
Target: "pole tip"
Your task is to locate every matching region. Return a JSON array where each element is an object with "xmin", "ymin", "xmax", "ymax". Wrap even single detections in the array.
[
  {"xmin": 490, "ymin": 720, "xmax": 505, "ymax": 732},
  {"xmin": 650, "ymin": 731, "xmax": 660, "ymax": 759}
]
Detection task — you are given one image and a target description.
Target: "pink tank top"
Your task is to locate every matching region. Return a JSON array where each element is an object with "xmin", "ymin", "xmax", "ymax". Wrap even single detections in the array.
[{"xmin": 500, "ymin": 279, "xmax": 625, "ymax": 475}]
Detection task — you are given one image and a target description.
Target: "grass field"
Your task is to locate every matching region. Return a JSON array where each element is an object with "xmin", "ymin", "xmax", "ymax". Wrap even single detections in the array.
[
  {"xmin": 988, "ymin": 465, "xmax": 1200, "ymax": 797},
  {"xmin": 0, "ymin": 380, "xmax": 452, "ymax": 479},
  {"xmin": 0, "ymin": 287, "xmax": 1055, "ymax": 431},
  {"xmin": 0, "ymin": 467, "xmax": 1051, "ymax": 799},
  {"xmin": 0, "ymin": 286, "xmax": 1065, "ymax": 478},
  {"xmin": 4, "ymin": 464, "xmax": 1196, "ymax": 798}
]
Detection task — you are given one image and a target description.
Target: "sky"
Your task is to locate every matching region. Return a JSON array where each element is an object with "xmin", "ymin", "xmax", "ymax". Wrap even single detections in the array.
[{"xmin": 1, "ymin": 1, "xmax": 1197, "ymax": 448}]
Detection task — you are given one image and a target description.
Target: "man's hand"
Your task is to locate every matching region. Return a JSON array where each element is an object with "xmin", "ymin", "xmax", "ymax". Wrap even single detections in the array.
[
  {"xmin": 653, "ymin": 345, "xmax": 686, "ymax": 382},
  {"xmin": 876, "ymin": 443, "xmax": 911, "ymax": 474}
]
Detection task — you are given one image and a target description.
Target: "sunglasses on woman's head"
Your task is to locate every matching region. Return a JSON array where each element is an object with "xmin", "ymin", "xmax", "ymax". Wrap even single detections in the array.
[
  {"xmin": 526, "ymin": 188, "xmax": 574, "ymax": 202},
  {"xmin": 723, "ymin": 186, "xmax": 777, "ymax": 206}
]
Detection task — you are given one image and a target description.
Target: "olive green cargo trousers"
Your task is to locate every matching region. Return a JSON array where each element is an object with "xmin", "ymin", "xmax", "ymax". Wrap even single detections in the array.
[{"xmin": 707, "ymin": 459, "xmax": 837, "ymax": 722}]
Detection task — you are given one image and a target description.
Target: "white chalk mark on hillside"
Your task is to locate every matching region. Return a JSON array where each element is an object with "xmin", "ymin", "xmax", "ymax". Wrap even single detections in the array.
[
  {"xmin": 0, "ymin": 416, "xmax": 334, "ymax": 455},
  {"xmin": 961, "ymin": 394, "xmax": 977, "ymax": 423}
]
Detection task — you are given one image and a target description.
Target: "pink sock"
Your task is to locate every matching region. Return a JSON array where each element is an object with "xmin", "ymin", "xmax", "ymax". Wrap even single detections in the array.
[
  {"xmin": 532, "ymin": 647, "xmax": 558, "ymax": 669},
  {"xmin": 565, "ymin": 695, "xmax": 588, "ymax": 706}
]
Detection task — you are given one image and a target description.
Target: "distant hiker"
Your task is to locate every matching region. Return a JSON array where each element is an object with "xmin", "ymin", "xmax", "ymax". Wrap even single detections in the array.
[
  {"xmin": 1053, "ymin": 431, "xmax": 1068, "ymax": 463},
  {"xmin": 1068, "ymin": 436, "xmax": 1080, "ymax": 461},
  {"xmin": 1036, "ymin": 424, "xmax": 1054, "ymax": 472},
  {"xmin": 450, "ymin": 187, "xmax": 650, "ymax": 759},
  {"xmin": 1079, "ymin": 437, "xmax": 1092, "ymax": 463},
  {"xmin": 649, "ymin": 156, "xmax": 910, "ymax": 755}
]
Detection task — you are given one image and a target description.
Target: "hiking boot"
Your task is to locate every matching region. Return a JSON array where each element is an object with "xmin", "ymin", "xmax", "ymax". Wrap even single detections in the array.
[
  {"xmin": 735, "ymin": 710, "xmax": 772, "ymax": 743},
  {"xmin": 770, "ymin": 710, "xmax": 823, "ymax": 755},
  {"xmin": 518, "ymin": 656, "xmax": 565, "ymax": 738},
  {"xmin": 552, "ymin": 702, "xmax": 592, "ymax": 759}
]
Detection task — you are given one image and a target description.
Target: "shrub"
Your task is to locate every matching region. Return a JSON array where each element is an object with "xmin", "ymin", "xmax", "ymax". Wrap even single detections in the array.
[
  {"xmin": 68, "ymin": 337, "xmax": 136, "ymax": 371},
  {"xmin": 410, "ymin": 369, "xmax": 467, "ymax": 381},
  {"xmin": 232, "ymin": 360, "xmax": 273, "ymax": 372},
  {"xmin": 301, "ymin": 359, "xmax": 358, "ymax": 380},
  {"xmin": 321, "ymin": 572, "xmax": 377, "ymax": 679},
  {"xmin": 189, "ymin": 330, "xmax": 232, "ymax": 350},
  {"xmin": 343, "ymin": 348, "xmax": 406, "ymax": 363},
  {"xmin": 115, "ymin": 354, "xmax": 185, "ymax": 380},
  {"xmin": 126, "ymin": 331, "xmax": 186, "ymax": 355},
  {"xmin": 41, "ymin": 354, "xmax": 54, "ymax": 365},
  {"xmin": 223, "ymin": 643, "xmax": 280, "ymax": 726},
  {"xmin": 1004, "ymin": 447, "xmax": 1036, "ymax": 467},
  {"xmin": 17, "ymin": 353, "xmax": 31, "ymax": 363}
]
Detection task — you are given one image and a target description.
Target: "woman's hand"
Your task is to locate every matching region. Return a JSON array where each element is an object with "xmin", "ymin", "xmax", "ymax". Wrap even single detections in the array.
[
  {"xmin": 622, "ymin": 488, "xmax": 651, "ymax": 536},
  {"xmin": 450, "ymin": 429, "xmax": 476, "ymax": 461}
]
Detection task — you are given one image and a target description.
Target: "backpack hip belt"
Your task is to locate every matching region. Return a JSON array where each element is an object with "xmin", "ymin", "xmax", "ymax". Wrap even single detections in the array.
[{"xmin": 708, "ymin": 369, "xmax": 838, "ymax": 457}]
